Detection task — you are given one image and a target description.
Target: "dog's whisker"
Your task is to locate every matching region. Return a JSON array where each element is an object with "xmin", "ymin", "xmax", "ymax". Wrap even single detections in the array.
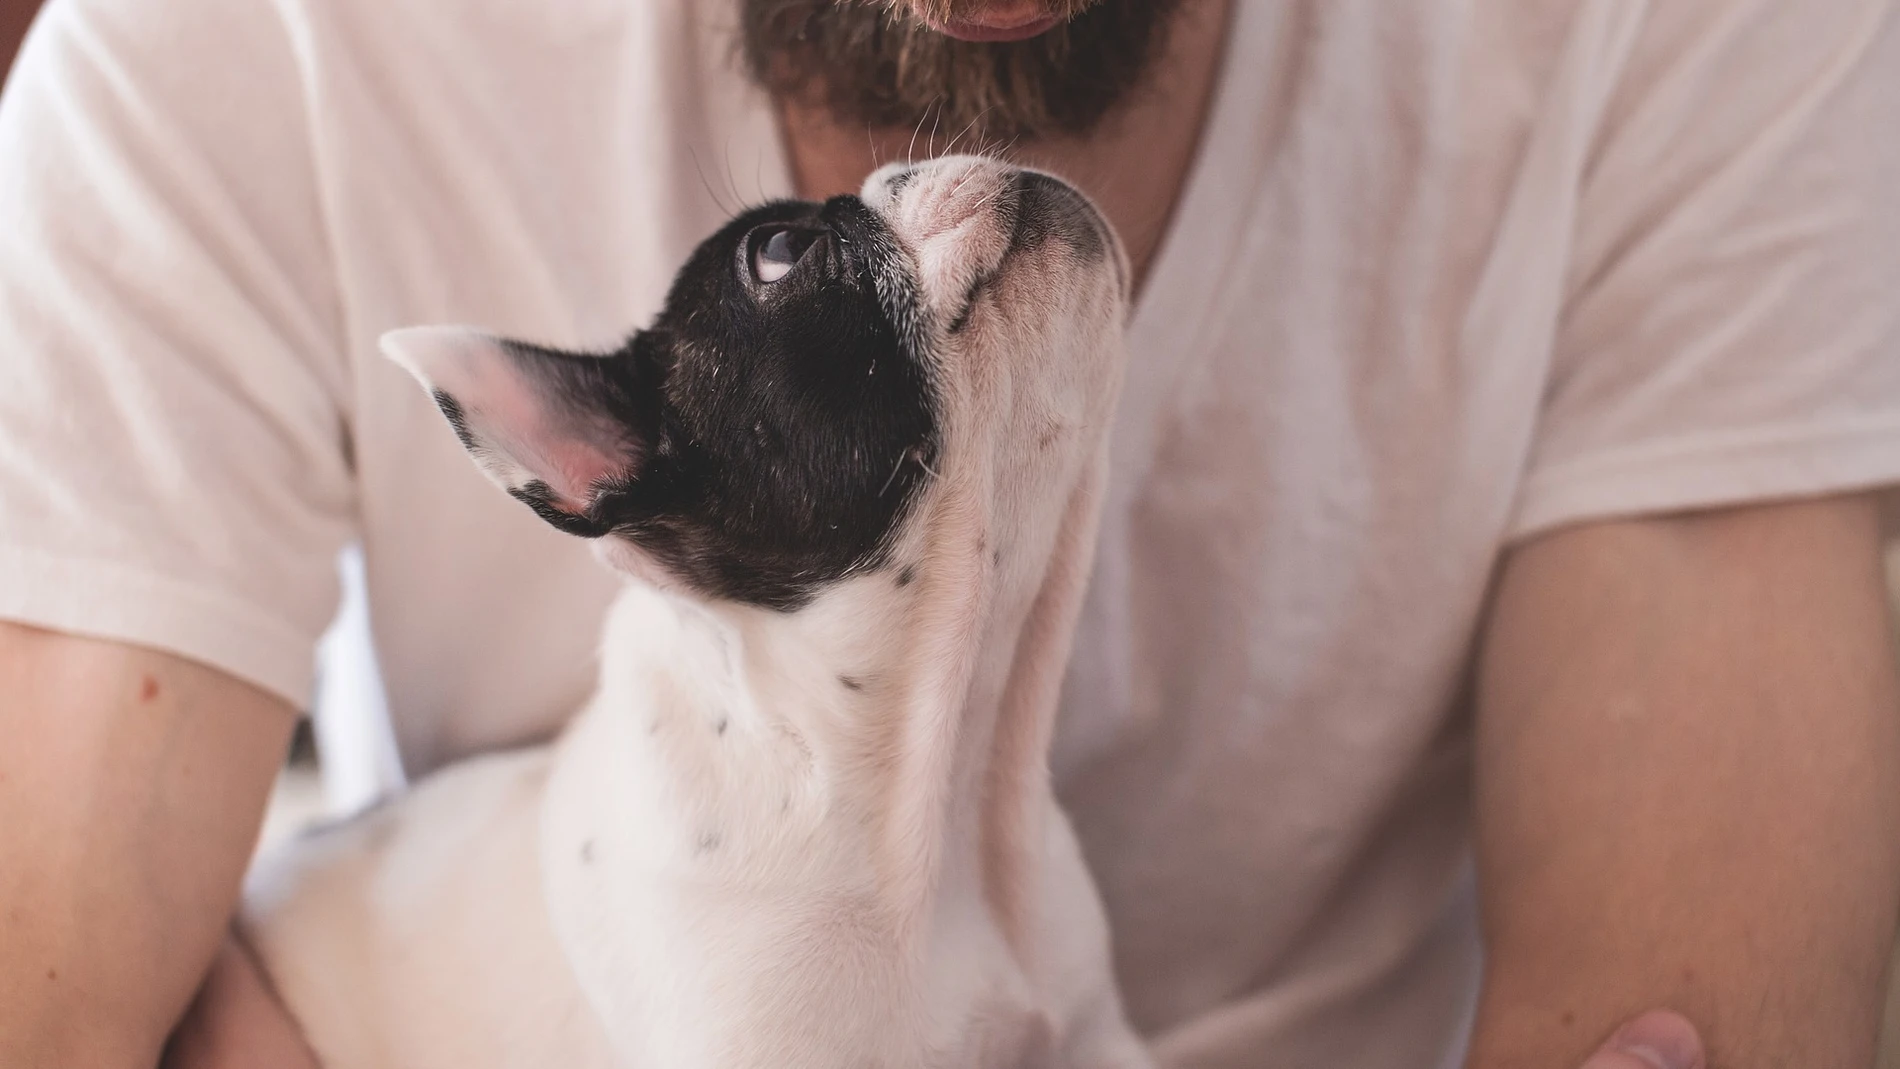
[
  {"xmin": 965, "ymin": 171, "xmax": 1019, "ymax": 218},
  {"xmin": 907, "ymin": 108, "xmax": 931, "ymax": 167},
  {"xmin": 944, "ymin": 105, "xmax": 993, "ymax": 159},
  {"xmin": 878, "ymin": 453, "xmax": 907, "ymax": 497},
  {"xmin": 968, "ymin": 182, "xmax": 1009, "ymax": 216},
  {"xmin": 688, "ymin": 145, "xmax": 734, "ymax": 215},
  {"xmin": 948, "ymin": 145, "xmax": 1000, "ymax": 199},
  {"xmin": 722, "ymin": 133, "xmax": 747, "ymax": 212}
]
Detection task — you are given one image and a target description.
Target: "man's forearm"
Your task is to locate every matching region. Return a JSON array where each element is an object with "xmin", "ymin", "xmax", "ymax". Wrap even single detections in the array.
[
  {"xmin": 1, "ymin": 0, "xmax": 44, "ymax": 81},
  {"xmin": 0, "ymin": 622, "xmax": 295, "ymax": 1067},
  {"xmin": 1466, "ymin": 497, "xmax": 1900, "ymax": 1068}
]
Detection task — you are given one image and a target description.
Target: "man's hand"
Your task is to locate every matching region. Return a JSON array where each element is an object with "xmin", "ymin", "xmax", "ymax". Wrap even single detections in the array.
[
  {"xmin": 1465, "ymin": 493, "xmax": 1900, "ymax": 1068},
  {"xmin": 0, "ymin": 621, "xmax": 296, "ymax": 1067},
  {"xmin": 1579, "ymin": 1011, "xmax": 1705, "ymax": 1069}
]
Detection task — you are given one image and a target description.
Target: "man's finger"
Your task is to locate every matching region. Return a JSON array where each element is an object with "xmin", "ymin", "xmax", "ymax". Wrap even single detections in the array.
[{"xmin": 1578, "ymin": 1009, "xmax": 1705, "ymax": 1069}]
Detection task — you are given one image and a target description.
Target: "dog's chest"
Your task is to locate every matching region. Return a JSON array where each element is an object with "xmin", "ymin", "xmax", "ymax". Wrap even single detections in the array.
[{"xmin": 529, "ymin": 589, "xmax": 1052, "ymax": 1067}]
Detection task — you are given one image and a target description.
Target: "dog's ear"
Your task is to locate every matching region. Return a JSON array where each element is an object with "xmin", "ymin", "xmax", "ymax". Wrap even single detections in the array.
[{"xmin": 380, "ymin": 325, "xmax": 655, "ymax": 537}]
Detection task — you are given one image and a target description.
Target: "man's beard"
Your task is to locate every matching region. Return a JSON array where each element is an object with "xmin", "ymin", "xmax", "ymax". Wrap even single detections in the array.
[{"xmin": 740, "ymin": 0, "xmax": 1186, "ymax": 144}]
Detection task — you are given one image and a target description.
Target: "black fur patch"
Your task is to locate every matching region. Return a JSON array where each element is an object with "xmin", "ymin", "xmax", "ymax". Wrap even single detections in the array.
[
  {"xmin": 510, "ymin": 481, "xmax": 614, "ymax": 539},
  {"xmin": 472, "ymin": 196, "xmax": 940, "ymax": 611},
  {"xmin": 881, "ymin": 166, "xmax": 918, "ymax": 197},
  {"xmin": 1010, "ymin": 171, "xmax": 1106, "ymax": 263},
  {"xmin": 431, "ymin": 390, "xmax": 480, "ymax": 453}
]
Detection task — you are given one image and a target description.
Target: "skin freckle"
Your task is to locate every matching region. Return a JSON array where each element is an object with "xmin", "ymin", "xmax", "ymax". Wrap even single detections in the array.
[{"xmin": 140, "ymin": 675, "xmax": 159, "ymax": 702}]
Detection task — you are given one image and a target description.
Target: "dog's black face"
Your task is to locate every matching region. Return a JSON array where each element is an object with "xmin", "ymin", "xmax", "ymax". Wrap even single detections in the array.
[
  {"xmin": 387, "ymin": 156, "xmax": 1123, "ymax": 612},
  {"xmin": 541, "ymin": 195, "xmax": 938, "ymax": 609},
  {"xmin": 387, "ymin": 196, "xmax": 937, "ymax": 611},
  {"xmin": 603, "ymin": 197, "xmax": 938, "ymax": 608}
]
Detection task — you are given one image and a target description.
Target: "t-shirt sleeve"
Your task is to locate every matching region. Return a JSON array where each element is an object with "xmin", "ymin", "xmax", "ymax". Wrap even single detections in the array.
[
  {"xmin": 0, "ymin": 0, "xmax": 354, "ymax": 705},
  {"xmin": 1507, "ymin": 0, "xmax": 1900, "ymax": 542}
]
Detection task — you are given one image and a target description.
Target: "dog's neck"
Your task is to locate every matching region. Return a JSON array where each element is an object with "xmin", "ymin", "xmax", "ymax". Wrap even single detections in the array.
[
  {"xmin": 534, "ymin": 429, "xmax": 1112, "ymax": 1064},
  {"xmin": 587, "ymin": 431, "xmax": 1108, "ymax": 951}
]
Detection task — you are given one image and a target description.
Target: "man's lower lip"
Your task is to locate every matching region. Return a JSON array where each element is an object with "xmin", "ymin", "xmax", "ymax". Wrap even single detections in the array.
[{"xmin": 930, "ymin": 14, "xmax": 1063, "ymax": 42}]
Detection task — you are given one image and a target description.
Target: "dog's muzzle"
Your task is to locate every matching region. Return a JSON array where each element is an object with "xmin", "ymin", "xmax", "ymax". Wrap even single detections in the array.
[{"xmin": 861, "ymin": 156, "xmax": 1127, "ymax": 333}]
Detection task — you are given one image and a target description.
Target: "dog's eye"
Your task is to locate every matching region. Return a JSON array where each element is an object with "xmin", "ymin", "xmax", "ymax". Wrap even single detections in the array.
[{"xmin": 750, "ymin": 226, "xmax": 819, "ymax": 284}]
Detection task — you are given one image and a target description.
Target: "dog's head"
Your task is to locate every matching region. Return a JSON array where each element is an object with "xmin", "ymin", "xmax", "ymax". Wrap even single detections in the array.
[{"xmin": 384, "ymin": 156, "xmax": 1126, "ymax": 610}]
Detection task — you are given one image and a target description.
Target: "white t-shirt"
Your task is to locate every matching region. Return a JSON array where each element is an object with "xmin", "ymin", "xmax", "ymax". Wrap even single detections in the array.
[{"xmin": 4, "ymin": 0, "xmax": 1898, "ymax": 1063}]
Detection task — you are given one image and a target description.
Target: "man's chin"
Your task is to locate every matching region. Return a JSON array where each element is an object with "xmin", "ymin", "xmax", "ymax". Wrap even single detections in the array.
[{"xmin": 740, "ymin": 0, "xmax": 1183, "ymax": 143}]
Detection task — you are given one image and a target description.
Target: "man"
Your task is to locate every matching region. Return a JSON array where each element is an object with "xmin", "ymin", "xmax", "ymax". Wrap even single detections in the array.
[{"xmin": 1, "ymin": 0, "xmax": 1896, "ymax": 1066}]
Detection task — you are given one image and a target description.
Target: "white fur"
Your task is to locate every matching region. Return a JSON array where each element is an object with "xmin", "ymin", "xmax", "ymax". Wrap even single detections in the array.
[{"xmin": 242, "ymin": 157, "xmax": 1147, "ymax": 1069}]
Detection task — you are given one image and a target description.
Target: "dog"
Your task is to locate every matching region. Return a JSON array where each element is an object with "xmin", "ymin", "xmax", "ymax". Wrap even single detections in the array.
[{"xmin": 239, "ymin": 155, "xmax": 1149, "ymax": 1069}]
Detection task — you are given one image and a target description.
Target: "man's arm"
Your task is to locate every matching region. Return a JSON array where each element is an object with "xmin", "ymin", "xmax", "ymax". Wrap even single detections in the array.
[
  {"xmin": 0, "ymin": 0, "xmax": 40, "ymax": 77},
  {"xmin": 1466, "ymin": 492, "xmax": 1900, "ymax": 1068},
  {"xmin": 0, "ymin": 621, "xmax": 296, "ymax": 1066}
]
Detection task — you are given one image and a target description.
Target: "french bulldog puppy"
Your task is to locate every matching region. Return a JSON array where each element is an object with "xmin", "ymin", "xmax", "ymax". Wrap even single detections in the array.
[{"xmin": 241, "ymin": 155, "xmax": 1148, "ymax": 1069}]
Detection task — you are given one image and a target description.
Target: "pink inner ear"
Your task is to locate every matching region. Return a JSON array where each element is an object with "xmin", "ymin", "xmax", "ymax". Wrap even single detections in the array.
[
  {"xmin": 532, "ymin": 437, "xmax": 629, "ymax": 513},
  {"xmin": 481, "ymin": 399, "xmax": 631, "ymax": 513},
  {"xmin": 381, "ymin": 325, "xmax": 633, "ymax": 514}
]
